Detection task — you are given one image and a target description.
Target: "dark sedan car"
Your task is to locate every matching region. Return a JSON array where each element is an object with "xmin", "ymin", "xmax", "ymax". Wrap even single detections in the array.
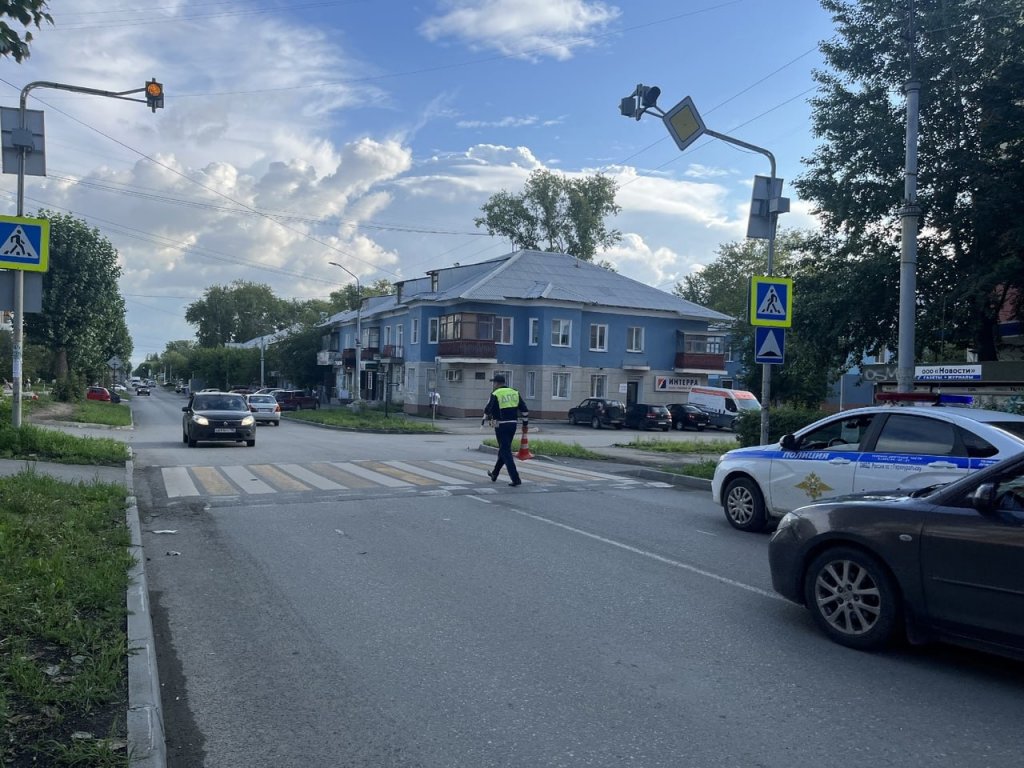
[
  {"xmin": 768, "ymin": 450, "xmax": 1024, "ymax": 660},
  {"xmin": 667, "ymin": 403, "xmax": 711, "ymax": 431},
  {"xmin": 624, "ymin": 403, "xmax": 671, "ymax": 431},
  {"xmin": 567, "ymin": 398, "xmax": 625, "ymax": 429},
  {"xmin": 182, "ymin": 391, "xmax": 256, "ymax": 447}
]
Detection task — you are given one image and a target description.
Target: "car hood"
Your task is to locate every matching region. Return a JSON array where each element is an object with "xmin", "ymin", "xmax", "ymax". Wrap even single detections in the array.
[{"xmin": 191, "ymin": 409, "xmax": 250, "ymax": 419}]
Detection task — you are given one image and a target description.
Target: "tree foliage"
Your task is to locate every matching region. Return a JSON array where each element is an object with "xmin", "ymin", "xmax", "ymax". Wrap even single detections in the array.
[
  {"xmin": 474, "ymin": 170, "xmax": 622, "ymax": 261},
  {"xmin": 0, "ymin": 0, "xmax": 52, "ymax": 62},
  {"xmin": 796, "ymin": 0, "xmax": 1024, "ymax": 361},
  {"xmin": 25, "ymin": 212, "xmax": 132, "ymax": 383}
]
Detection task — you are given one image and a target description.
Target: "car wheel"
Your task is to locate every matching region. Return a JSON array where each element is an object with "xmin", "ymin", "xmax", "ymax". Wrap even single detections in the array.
[
  {"xmin": 246, "ymin": 439, "xmax": 256, "ymax": 447},
  {"xmin": 569, "ymin": 415, "xmax": 576, "ymax": 425},
  {"xmin": 187, "ymin": 435, "xmax": 197, "ymax": 447},
  {"xmin": 182, "ymin": 429, "xmax": 188, "ymax": 444},
  {"xmin": 674, "ymin": 421, "xmax": 684, "ymax": 431},
  {"xmin": 803, "ymin": 547, "xmax": 901, "ymax": 651},
  {"xmin": 273, "ymin": 420, "xmax": 280, "ymax": 426},
  {"xmin": 722, "ymin": 476, "xmax": 768, "ymax": 532},
  {"xmin": 591, "ymin": 416, "xmax": 602, "ymax": 429}
]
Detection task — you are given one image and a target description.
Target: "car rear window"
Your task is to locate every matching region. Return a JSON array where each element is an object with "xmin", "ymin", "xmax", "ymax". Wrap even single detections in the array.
[
  {"xmin": 990, "ymin": 421, "xmax": 1024, "ymax": 442},
  {"xmin": 249, "ymin": 395, "xmax": 275, "ymax": 404},
  {"xmin": 195, "ymin": 395, "xmax": 246, "ymax": 410},
  {"xmin": 873, "ymin": 414, "xmax": 958, "ymax": 456}
]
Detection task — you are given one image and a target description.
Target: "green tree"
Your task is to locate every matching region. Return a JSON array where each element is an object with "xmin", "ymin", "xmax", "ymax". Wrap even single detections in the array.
[
  {"xmin": 1, "ymin": 0, "xmax": 52, "ymax": 62},
  {"xmin": 474, "ymin": 169, "xmax": 622, "ymax": 261},
  {"xmin": 328, "ymin": 278, "xmax": 394, "ymax": 313},
  {"xmin": 266, "ymin": 323, "xmax": 323, "ymax": 389},
  {"xmin": 25, "ymin": 212, "xmax": 131, "ymax": 383},
  {"xmin": 796, "ymin": 0, "xmax": 1024, "ymax": 362},
  {"xmin": 185, "ymin": 281, "xmax": 289, "ymax": 346}
]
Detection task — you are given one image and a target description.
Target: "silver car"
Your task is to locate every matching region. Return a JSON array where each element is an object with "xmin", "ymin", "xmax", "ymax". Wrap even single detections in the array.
[{"xmin": 246, "ymin": 394, "xmax": 281, "ymax": 426}]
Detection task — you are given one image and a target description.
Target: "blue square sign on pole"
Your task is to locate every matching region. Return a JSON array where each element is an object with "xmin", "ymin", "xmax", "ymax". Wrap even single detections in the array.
[
  {"xmin": 0, "ymin": 215, "xmax": 49, "ymax": 272},
  {"xmin": 749, "ymin": 275, "xmax": 793, "ymax": 327},
  {"xmin": 754, "ymin": 327, "xmax": 785, "ymax": 365}
]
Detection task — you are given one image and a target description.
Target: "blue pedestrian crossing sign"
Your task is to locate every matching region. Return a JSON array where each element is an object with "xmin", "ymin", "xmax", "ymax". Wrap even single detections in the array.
[
  {"xmin": 755, "ymin": 327, "xmax": 785, "ymax": 365},
  {"xmin": 0, "ymin": 215, "xmax": 49, "ymax": 272},
  {"xmin": 749, "ymin": 275, "xmax": 793, "ymax": 327}
]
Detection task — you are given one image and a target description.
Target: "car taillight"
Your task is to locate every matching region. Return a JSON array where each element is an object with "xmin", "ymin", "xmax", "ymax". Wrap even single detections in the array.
[
  {"xmin": 250, "ymin": 406, "xmax": 257, "ymax": 411},
  {"xmin": 275, "ymin": 404, "xmax": 281, "ymax": 412}
]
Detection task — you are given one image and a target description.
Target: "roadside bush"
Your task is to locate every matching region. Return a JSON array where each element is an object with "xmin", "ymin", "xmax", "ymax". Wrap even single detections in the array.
[
  {"xmin": 736, "ymin": 404, "xmax": 828, "ymax": 447},
  {"xmin": 51, "ymin": 373, "xmax": 86, "ymax": 403}
]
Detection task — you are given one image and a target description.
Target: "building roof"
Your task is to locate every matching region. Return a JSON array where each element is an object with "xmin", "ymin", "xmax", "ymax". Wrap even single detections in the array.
[{"xmin": 406, "ymin": 250, "xmax": 732, "ymax": 322}]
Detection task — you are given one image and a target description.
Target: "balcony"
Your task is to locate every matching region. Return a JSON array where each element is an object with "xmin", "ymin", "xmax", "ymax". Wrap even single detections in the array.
[
  {"xmin": 381, "ymin": 345, "xmax": 405, "ymax": 361},
  {"xmin": 342, "ymin": 347, "xmax": 381, "ymax": 365},
  {"xmin": 674, "ymin": 351, "xmax": 727, "ymax": 372},
  {"xmin": 317, "ymin": 350, "xmax": 343, "ymax": 366},
  {"xmin": 438, "ymin": 339, "xmax": 496, "ymax": 360}
]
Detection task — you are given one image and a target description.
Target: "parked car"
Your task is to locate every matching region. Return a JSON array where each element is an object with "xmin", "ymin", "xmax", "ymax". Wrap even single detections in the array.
[
  {"xmin": 182, "ymin": 391, "xmax": 256, "ymax": 447},
  {"xmin": 624, "ymin": 403, "xmax": 671, "ymax": 431},
  {"xmin": 246, "ymin": 394, "xmax": 281, "ymax": 426},
  {"xmin": 567, "ymin": 398, "xmax": 626, "ymax": 429},
  {"xmin": 713, "ymin": 403, "xmax": 1024, "ymax": 532},
  {"xmin": 695, "ymin": 404, "xmax": 738, "ymax": 431},
  {"xmin": 135, "ymin": 384, "xmax": 151, "ymax": 396},
  {"xmin": 273, "ymin": 389, "xmax": 319, "ymax": 411},
  {"xmin": 686, "ymin": 386, "xmax": 760, "ymax": 431},
  {"xmin": 668, "ymin": 403, "xmax": 711, "ymax": 431},
  {"xmin": 87, "ymin": 386, "xmax": 112, "ymax": 402},
  {"xmin": 769, "ymin": 449, "xmax": 1024, "ymax": 659}
]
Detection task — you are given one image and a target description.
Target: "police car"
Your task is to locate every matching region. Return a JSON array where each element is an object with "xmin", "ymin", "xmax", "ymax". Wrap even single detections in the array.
[{"xmin": 712, "ymin": 397, "xmax": 1024, "ymax": 532}]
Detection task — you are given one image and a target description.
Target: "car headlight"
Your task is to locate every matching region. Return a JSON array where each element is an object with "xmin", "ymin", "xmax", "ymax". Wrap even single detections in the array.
[
  {"xmin": 241, "ymin": 415, "xmax": 255, "ymax": 426},
  {"xmin": 775, "ymin": 512, "xmax": 800, "ymax": 533},
  {"xmin": 192, "ymin": 414, "xmax": 209, "ymax": 426}
]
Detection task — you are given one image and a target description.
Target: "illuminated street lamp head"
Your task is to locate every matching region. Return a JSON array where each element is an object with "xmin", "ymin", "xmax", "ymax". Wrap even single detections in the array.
[{"xmin": 145, "ymin": 79, "xmax": 164, "ymax": 112}]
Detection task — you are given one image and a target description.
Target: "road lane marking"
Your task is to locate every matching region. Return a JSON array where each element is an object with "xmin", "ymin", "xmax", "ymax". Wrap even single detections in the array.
[
  {"xmin": 384, "ymin": 461, "xmax": 473, "ymax": 485},
  {"xmin": 249, "ymin": 464, "xmax": 310, "ymax": 492},
  {"xmin": 221, "ymin": 465, "xmax": 276, "ymax": 494},
  {"xmin": 330, "ymin": 462, "xmax": 413, "ymax": 488},
  {"xmin": 279, "ymin": 463, "xmax": 345, "ymax": 490},
  {"xmin": 191, "ymin": 466, "xmax": 238, "ymax": 496},
  {"xmin": 508, "ymin": 508, "xmax": 782, "ymax": 600},
  {"xmin": 162, "ymin": 467, "xmax": 199, "ymax": 498}
]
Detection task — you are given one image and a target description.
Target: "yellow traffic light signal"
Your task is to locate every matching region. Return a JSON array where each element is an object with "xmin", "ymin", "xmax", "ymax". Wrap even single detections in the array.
[{"xmin": 145, "ymin": 79, "xmax": 164, "ymax": 112}]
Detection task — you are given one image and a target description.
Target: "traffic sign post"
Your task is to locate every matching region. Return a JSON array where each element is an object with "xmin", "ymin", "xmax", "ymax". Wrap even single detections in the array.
[
  {"xmin": 0, "ymin": 215, "xmax": 49, "ymax": 271},
  {"xmin": 749, "ymin": 275, "xmax": 793, "ymax": 327},
  {"xmin": 754, "ymin": 327, "xmax": 786, "ymax": 365}
]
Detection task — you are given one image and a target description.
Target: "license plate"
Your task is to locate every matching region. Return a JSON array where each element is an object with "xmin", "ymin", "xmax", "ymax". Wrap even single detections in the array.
[{"xmin": 214, "ymin": 428, "xmax": 235, "ymax": 434}]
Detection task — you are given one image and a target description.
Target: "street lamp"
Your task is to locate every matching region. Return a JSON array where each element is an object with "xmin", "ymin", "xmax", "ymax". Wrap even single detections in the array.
[{"xmin": 328, "ymin": 261, "xmax": 361, "ymax": 402}]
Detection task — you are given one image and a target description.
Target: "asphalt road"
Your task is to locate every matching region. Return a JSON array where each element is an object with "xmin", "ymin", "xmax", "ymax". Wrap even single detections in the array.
[{"xmin": 129, "ymin": 389, "xmax": 1024, "ymax": 768}]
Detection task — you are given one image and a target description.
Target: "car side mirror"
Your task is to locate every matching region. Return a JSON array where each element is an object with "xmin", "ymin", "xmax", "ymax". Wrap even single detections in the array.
[
  {"xmin": 971, "ymin": 482, "xmax": 998, "ymax": 512},
  {"xmin": 182, "ymin": 406, "xmax": 188, "ymax": 412},
  {"xmin": 780, "ymin": 434, "xmax": 799, "ymax": 451}
]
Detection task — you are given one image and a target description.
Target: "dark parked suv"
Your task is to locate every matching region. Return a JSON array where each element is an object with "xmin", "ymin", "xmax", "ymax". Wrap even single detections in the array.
[
  {"xmin": 273, "ymin": 389, "xmax": 319, "ymax": 411},
  {"xmin": 567, "ymin": 398, "xmax": 626, "ymax": 429},
  {"xmin": 624, "ymin": 403, "xmax": 672, "ymax": 431},
  {"xmin": 667, "ymin": 403, "xmax": 710, "ymax": 431}
]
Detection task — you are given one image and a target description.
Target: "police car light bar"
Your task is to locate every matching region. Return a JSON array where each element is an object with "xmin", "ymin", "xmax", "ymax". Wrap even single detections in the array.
[{"xmin": 875, "ymin": 392, "xmax": 974, "ymax": 406}]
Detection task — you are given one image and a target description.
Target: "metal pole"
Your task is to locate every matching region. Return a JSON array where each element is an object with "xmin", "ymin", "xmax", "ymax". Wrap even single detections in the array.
[
  {"xmin": 329, "ymin": 261, "xmax": 361, "ymax": 403},
  {"xmin": 897, "ymin": 79, "xmax": 921, "ymax": 394},
  {"xmin": 12, "ymin": 87, "xmax": 31, "ymax": 427}
]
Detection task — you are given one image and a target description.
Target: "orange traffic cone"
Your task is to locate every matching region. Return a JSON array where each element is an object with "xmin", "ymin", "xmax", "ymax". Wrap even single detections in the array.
[{"xmin": 516, "ymin": 423, "xmax": 535, "ymax": 460}]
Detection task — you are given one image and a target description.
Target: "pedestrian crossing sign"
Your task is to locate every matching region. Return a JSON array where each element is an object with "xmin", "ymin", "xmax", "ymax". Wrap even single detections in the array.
[
  {"xmin": 749, "ymin": 275, "xmax": 793, "ymax": 327},
  {"xmin": 755, "ymin": 326, "xmax": 785, "ymax": 365},
  {"xmin": 0, "ymin": 215, "xmax": 49, "ymax": 271}
]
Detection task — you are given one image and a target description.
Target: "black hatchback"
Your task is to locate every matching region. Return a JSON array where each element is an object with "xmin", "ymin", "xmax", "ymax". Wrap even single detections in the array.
[
  {"xmin": 667, "ymin": 403, "xmax": 711, "ymax": 431},
  {"xmin": 768, "ymin": 450, "xmax": 1024, "ymax": 660},
  {"xmin": 182, "ymin": 391, "xmax": 256, "ymax": 447},
  {"xmin": 567, "ymin": 398, "xmax": 626, "ymax": 429},
  {"xmin": 624, "ymin": 403, "xmax": 672, "ymax": 431}
]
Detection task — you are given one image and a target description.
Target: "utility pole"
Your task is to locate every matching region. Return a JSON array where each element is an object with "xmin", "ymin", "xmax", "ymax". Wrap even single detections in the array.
[{"xmin": 897, "ymin": 1, "xmax": 921, "ymax": 394}]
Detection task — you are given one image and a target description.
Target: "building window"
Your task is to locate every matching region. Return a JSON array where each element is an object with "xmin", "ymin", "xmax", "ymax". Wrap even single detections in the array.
[
  {"xmin": 444, "ymin": 369, "xmax": 462, "ymax": 382},
  {"xmin": 411, "ymin": 318, "xmax": 419, "ymax": 344},
  {"xmin": 590, "ymin": 374, "xmax": 607, "ymax": 398},
  {"xmin": 551, "ymin": 319, "xmax": 571, "ymax": 347},
  {"xmin": 429, "ymin": 317, "xmax": 439, "ymax": 344},
  {"xmin": 529, "ymin": 318, "xmax": 539, "ymax": 346},
  {"xmin": 384, "ymin": 325, "xmax": 392, "ymax": 347},
  {"xmin": 397, "ymin": 324, "xmax": 404, "ymax": 348},
  {"xmin": 439, "ymin": 312, "xmax": 494, "ymax": 341},
  {"xmin": 685, "ymin": 335, "xmax": 725, "ymax": 353},
  {"xmin": 589, "ymin": 324, "xmax": 608, "ymax": 352},
  {"xmin": 526, "ymin": 371, "xmax": 536, "ymax": 399},
  {"xmin": 493, "ymin": 370, "xmax": 512, "ymax": 387},
  {"xmin": 495, "ymin": 317, "xmax": 513, "ymax": 345},
  {"xmin": 552, "ymin": 372, "xmax": 571, "ymax": 399},
  {"xmin": 430, "ymin": 271, "xmax": 439, "ymax": 292},
  {"xmin": 627, "ymin": 327, "xmax": 644, "ymax": 352}
]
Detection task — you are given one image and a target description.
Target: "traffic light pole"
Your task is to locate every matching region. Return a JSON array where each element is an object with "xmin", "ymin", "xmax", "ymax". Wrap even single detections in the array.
[{"xmin": 11, "ymin": 79, "xmax": 162, "ymax": 427}]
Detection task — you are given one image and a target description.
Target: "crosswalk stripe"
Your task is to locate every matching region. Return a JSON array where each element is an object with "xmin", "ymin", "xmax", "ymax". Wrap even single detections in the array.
[
  {"xmin": 278, "ymin": 463, "xmax": 345, "ymax": 490},
  {"xmin": 309, "ymin": 462, "xmax": 370, "ymax": 488},
  {"xmin": 249, "ymin": 464, "xmax": 310, "ymax": 492},
  {"xmin": 192, "ymin": 466, "xmax": 238, "ymax": 495},
  {"xmin": 383, "ymin": 461, "xmax": 472, "ymax": 485},
  {"xmin": 162, "ymin": 467, "xmax": 199, "ymax": 498},
  {"xmin": 330, "ymin": 461, "xmax": 413, "ymax": 488},
  {"xmin": 509, "ymin": 464, "xmax": 588, "ymax": 482},
  {"xmin": 433, "ymin": 460, "xmax": 499, "ymax": 482},
  {"xmin": 220, "ymin": 465, "xmax": 275, "ymax": 494}
]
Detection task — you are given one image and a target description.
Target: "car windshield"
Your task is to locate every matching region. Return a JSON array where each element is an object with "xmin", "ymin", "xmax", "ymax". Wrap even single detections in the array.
[
  {"xmin": 195, "ymin": 395, "xmax": 246, "ymax": 411},
  {"xmin": 737, "ymin": 399, "xmax": 761, "ymax": 411}
]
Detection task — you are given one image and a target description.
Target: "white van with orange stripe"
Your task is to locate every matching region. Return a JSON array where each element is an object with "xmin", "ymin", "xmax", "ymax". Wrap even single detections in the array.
[{"xmin": 685, "ymin": 386, "xmax": 761, "ymax": 431}]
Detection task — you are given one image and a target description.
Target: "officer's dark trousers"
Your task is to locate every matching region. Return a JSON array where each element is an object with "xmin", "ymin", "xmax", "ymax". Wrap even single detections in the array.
[{"xmin": 492, "ymin": 422, "xmax": 521, "ymax": 483}]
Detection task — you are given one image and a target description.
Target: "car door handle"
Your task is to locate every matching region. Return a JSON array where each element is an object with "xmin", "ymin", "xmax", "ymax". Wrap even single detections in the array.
[
  {"xmin": 926, "ymin": 461, "xmax": 958, "ymax": 469},
  {"xmin": 828, "ymin": 458, "xmax": 852, "ymax": 465}
]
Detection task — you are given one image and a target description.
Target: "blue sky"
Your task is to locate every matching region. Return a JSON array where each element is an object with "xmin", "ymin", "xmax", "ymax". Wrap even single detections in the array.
[{"xmin": 0, "ymin": 0, "xmax": 838, "ymax": 363}]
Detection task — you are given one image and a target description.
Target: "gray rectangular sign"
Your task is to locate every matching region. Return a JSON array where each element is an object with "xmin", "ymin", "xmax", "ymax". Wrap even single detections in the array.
[{"xmin": 0, "ymin": 270, "xmax": 43, "ymax": 312}]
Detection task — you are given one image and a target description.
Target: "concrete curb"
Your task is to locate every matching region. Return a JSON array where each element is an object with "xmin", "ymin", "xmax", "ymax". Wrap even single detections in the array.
[{"xmin": 125, "ymin": 451, "xmax": 166, "ymax": 768}]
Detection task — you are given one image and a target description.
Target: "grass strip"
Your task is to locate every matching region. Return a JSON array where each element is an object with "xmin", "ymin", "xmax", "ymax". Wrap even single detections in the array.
[
  {"xmin": 70, "ymin": 401, "xmax": 133, "ymax": 428},
  {"xmin": 617, "ymin": 436, "xmax": 730, "ymax": 455},
  {"xmin": 481, "ymin": 438, "xmax": 605, "ymax": 460},
  {"xmin": 287, "ymin": 408, "xmax": 441, "ymax": 433},
  {"xmin": 0, "ymin": 422, "xmax": 129, "ymax": 466},
  {"xmin": 0, "ymin": 471, "xmax": 131, "ymax": 767}
]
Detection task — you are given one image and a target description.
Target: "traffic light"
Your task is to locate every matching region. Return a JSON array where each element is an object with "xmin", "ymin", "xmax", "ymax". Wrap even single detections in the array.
[
  {"xmin": 619, "ymin": 95, "xmax": 637, "ymax": 118},
  {"xmin": 639, "ymin": 85, "xmax": 661, "ymax": 109},
  {"xmin": 145, "ymin": 79, "xmax": 164, "ymax": 112}
]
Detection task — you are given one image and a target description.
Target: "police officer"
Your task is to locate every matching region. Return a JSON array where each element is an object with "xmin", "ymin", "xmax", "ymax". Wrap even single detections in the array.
[{"xmin": 483, "ymin": 374, "xmax": 529, "ymax": 486}]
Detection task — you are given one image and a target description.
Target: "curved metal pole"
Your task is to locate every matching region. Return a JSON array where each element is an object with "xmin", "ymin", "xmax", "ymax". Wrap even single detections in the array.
[{"xmin": 329, "ymin": 261, "xmax": 361, "ymax": 402}]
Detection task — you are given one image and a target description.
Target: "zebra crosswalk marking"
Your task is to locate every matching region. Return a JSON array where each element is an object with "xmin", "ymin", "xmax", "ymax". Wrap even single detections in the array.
[
  {"xmin": 434, "ymin": 460, "xmax": 501, "ymax": 481},
  {"xmin": 309, "ymin": 462, "xmax": 370, "ymax": 488},
  {"xmin": 192, "ymin": 466, "xmax": 237, "ymax": 495},
  {"xmin": 383, "ymin": 460, "xmax": 472, "ymax": 485},
  {"xmin": 162, "ymin": 467, "xmax": 199, "ymax": 497},
  {"xmin": 369, "ymin": 462, "xmax": 437, "ymax": 485},
  {"xmin": 330, "ymin": 461, "xmax": 413, "ymax": 488},
  {"xmin": 279, "ymin": 463, "xmax": 345, "ymax": 490},
  {"xmin": 221, "ymin": 465, "xmax": 275, "ymax": 494},
  {"xmin": 530, "ymin": 464, "xmax": 636, "ymax": 482},
  {"xmin": 512, "ymin": 464, "xmax": 587, "ymax": 482},
  {"xmin": 250, "ymin": 464, "xmax": 310, "ymax": 492}
]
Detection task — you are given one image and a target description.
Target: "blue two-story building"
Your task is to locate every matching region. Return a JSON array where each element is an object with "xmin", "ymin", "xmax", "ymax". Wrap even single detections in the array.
[{"xmin": 318, "ymin": 250, "xmax": 732, "ymax": 418}]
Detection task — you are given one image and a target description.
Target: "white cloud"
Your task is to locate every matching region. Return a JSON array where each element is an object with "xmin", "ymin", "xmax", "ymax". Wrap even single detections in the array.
[
  {"xmin": 457, "ymin": 115, "xmax": 539, "ymax": 128},
  {"xmin": 420, "ymin": 0, "xmax": 621, "ymax": 60}
]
